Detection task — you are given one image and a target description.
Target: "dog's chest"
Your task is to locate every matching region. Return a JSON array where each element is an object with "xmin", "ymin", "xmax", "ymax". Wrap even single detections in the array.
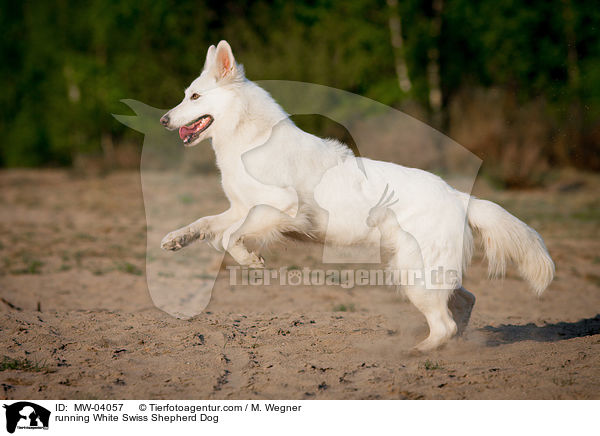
[{"xmin": 217, "ymin": 152, "xmax": 282, "ymax": 210}]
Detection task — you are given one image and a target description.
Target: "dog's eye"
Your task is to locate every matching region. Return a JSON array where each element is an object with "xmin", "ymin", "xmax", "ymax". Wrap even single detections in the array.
[{"xmin": 190, "ymin": 93, "xmax": 200, "ymax": 100}]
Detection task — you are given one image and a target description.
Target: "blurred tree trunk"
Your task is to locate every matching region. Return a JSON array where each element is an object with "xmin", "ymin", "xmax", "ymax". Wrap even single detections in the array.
[
  {"xmin": 387, "ymin": 0, "xmax": 412, "ymax": 93},
  {"xmin": 560, "ymin": 0, "xmax": 582, "ymax": 166},
  {"xmin": 427, "ymin": 0, "xmax": 443, "ymax": 125},
  {"xmin": 562, "ymin": 0, "xmax": 580, "ymax": 90},
  {"xmin": 428, "ymin": 0, "xmax": 445, "ymax": 172}
]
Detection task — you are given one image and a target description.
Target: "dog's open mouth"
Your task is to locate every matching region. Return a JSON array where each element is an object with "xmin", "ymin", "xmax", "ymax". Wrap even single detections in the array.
[{"xmin": 178, "ymin": 115, "xmax": 213, "ymax": 144}]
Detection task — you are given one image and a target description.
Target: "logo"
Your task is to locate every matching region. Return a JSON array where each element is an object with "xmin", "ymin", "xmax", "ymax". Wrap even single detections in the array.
[{"xmin": 3, "ymin": 402, "xmax": 50, "ymax": 433}]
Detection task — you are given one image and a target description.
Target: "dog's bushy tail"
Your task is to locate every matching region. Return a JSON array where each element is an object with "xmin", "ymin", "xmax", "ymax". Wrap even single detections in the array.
[{"xmin": 466, "ymin": 197, "xmax": 554, "ymax": 295}]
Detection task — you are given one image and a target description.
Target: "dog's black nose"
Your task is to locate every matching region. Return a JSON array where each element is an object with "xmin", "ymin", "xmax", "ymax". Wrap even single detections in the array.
[{"xmin": 160, "ymin": 115, "xmax": 170, "ymax": 126}]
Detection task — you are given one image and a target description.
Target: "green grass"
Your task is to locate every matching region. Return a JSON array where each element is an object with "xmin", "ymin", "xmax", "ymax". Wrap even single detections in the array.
[
  {"xmin": 12, "ymin": 257, "xmax": 44, "ymax": 274},
  {"xmin": 74, "ymin": 250, "xmax": 84, "ymax": 266},
  {"xmin": 571, "ymin": 208, "xmax": 600, "ymax": 222},
  {"xmin": 0, "ymin": 356, "xmax": 49, "ymax": 373},
  {"xmin": 422, "ymin": 360, "xmax": 443, "ymax": 370},
  {"xmin": 333, "ymin": 303, "xmax": 355, "ymax": 312},
  {"xmin": 158, "ymin": 271, "xmax": 175, "ymax": 278},
  {"xmin": 74, "ymin": 232, "xmax": 97, "ymax": 241},
  {"xmin": 552, "ymin": 377, "xmax": 575, "ymax": 386},
  {"xmin": 115, "ymin": 261, "xmax": 143, "ymax": 276},
  {"xmin": 193, "ymin": 273, "xmax": 215, "ymax": 280},
  {"xmin": 179, "ymin": 194, "xmax": 194, "ymax": 205}
]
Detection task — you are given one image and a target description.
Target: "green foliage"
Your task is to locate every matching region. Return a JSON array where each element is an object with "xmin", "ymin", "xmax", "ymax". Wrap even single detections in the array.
[
  {"xmin": 0, "ymin": 0, "xmax": 598, "ymax": 168},
  {"xmin": 115, "ymin": 261, "xmax": 143, "ymax": 275},
  {"xmin": 0, "ymin": 356, "xmax": 50, "ymax": 372},
  {"xmin": 422, "ymin": 359, "xmax": 443, "ymax": 370},
  {"xmin": 333, "ymin": 303, "xmax": 355, "ymax": 312},
  {"xmin": 11, "ymin": 256, "xmax": 44, "ymax": 275}
]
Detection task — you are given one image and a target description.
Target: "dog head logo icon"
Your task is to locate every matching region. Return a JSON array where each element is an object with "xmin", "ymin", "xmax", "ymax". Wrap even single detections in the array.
[{"xmin": 3, "ymin": 402, "xmax": 50, "ymax": 433}]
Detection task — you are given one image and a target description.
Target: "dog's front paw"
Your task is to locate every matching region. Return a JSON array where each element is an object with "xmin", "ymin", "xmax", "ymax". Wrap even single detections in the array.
[
  {"xmin": 228, "ymin": 241, "xmax": 265, "ymax": 268},
  {"xmin": 161, "ymin": 228, "xmax": 205, "ymax": 251}
]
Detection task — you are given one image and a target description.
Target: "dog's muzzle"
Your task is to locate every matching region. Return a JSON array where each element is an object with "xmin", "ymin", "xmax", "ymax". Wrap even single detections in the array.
[{"xmin": 178, "ymin": 115, "xmax": 214, "ymax": 145}]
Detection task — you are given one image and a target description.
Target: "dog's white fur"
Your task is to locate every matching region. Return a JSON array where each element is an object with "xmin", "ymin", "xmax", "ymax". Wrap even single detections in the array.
[{"xmin": 160, "ymin": 41, "xmax": 555, "ymax": 351}]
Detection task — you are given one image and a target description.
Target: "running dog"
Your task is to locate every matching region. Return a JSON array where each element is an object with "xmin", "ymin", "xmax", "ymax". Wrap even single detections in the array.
[{"xmin": 159, "ymin": 41, "xmax": 554, "ymax": 351}]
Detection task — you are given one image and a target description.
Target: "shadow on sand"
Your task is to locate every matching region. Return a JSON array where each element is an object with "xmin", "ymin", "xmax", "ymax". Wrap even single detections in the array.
[{"xmin": 481, "ymin": 314, "xmax": 600, "ymax": 346}]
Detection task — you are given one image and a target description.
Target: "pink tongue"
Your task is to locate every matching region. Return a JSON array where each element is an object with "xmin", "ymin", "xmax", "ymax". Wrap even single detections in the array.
[
  {"xmin": 179, "ymin": 122, "xmax": 198, "ymax": 139},
  {"xmin": 179, "ymin": 118, "xmax": 205, "ymax": 139}
]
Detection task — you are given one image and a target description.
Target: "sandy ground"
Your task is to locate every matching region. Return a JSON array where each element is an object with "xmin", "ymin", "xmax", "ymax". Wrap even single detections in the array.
[{"xmin": 0, "ymin": 169, "xmax": 599, "ymax": 400}]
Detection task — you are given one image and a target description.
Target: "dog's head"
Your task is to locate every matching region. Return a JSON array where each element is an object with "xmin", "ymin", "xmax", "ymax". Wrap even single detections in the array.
[{"xmin": 160, "ymin": 40, "xmax": 243, "ymax": 146}]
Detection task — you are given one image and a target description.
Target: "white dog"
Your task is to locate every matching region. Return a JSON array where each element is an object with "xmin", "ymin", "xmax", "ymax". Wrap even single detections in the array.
[{"xmin": 159, "ymin": 41, "xmax": 555, "ymax": 351}]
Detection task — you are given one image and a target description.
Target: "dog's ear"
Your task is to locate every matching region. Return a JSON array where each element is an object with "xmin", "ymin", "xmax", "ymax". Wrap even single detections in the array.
[
  {"xmin": 203, "ymin": 44, "xmax": 216, "ymax": 71},
  {"xmin": 214, "ymin": 40, "xmax": 236, "ymax": 80}
]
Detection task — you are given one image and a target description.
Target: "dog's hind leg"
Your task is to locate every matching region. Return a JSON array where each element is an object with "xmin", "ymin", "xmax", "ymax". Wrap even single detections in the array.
[
  {"xmin": 404, "ymin": 286, "xmax": 457, "ymax": 352},
  {"xmin": 372, "ymin": 209, "xmax": 458, "ymax": 351},
  {"xmin": 448, "ymin": 286, "xmax": 476, "ymax": 336},
  {"xmin": 222, "ymin": 204, "xmax": 305, "ymax": 268}
]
